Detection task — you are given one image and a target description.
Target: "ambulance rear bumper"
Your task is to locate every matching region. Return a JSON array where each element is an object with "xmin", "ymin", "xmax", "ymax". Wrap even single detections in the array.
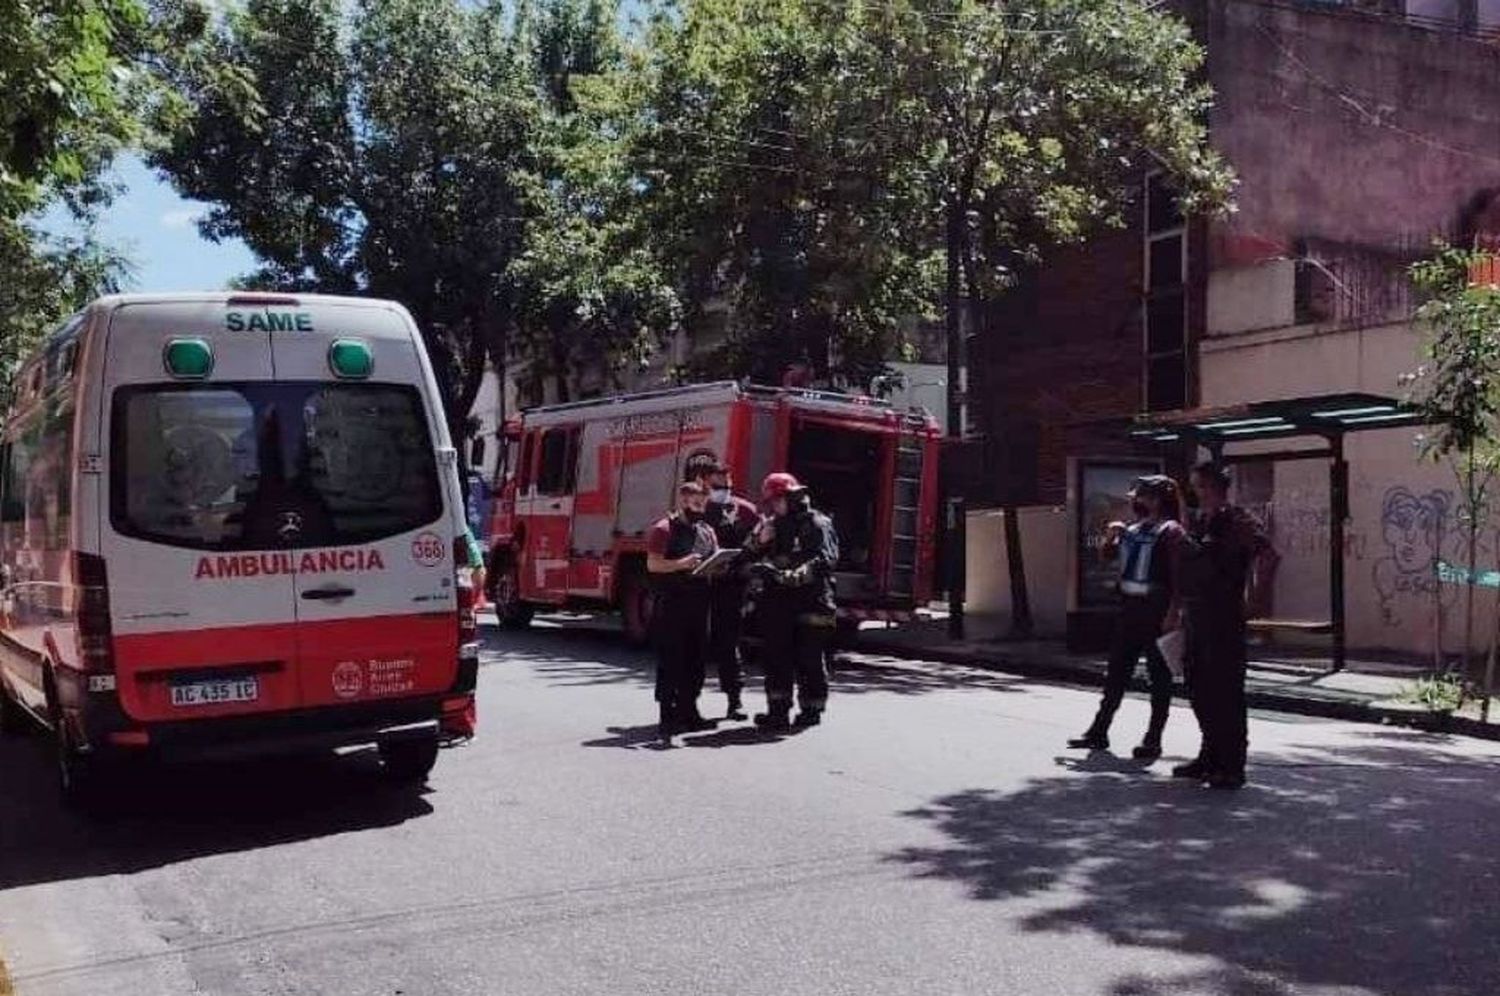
[{"xmin": 88, "ymin": 697, "xmax": 448, "ymax": 763}]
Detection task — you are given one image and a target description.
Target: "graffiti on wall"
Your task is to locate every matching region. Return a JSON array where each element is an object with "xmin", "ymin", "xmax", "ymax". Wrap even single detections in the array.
[
  {"xmin": 1371, "ymin": 486, "xmax": 1471, "ymax": 627},
  {"xmin": 1241, "ymin": 484, "xmax": 1480, "ymax": 630}
]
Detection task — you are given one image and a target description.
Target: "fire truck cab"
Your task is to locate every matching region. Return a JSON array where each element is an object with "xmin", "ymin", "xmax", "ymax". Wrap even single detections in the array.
[{"xmin": 485, "ymin": 382, "xmax": 941, "ymax": 642}]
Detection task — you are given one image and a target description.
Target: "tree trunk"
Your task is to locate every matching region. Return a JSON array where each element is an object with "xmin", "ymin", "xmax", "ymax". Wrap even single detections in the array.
[
  {"xmin": 1463, "ymin": 443, "xmax": 1478, "ymax": 704},
  {"xmin": 945, "ymin": 197, "xmax": 966, "ymax": 640}
]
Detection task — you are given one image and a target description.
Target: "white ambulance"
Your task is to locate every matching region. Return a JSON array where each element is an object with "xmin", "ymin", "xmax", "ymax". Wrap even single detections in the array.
[{"xmin": 0, "ymin": 293, "xmax": 479, "ymax": 805}]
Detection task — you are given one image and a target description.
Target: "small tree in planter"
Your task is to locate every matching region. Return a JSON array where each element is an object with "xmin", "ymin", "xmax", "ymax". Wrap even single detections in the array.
[{"xmin": 1406, "ymin": 244, "xmax": 1500, "ymax": 720}]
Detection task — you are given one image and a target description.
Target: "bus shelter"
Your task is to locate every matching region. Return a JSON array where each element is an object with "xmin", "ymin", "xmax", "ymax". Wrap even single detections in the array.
[{"xmin": 1120, "ymin": 392, "xmax": 1428, "ymax": 672}]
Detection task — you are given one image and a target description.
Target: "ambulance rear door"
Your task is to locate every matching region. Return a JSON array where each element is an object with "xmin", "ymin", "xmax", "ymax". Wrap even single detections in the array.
[
  {"xmin": 267, "ymin": 300, "xmax": 460, "ymax": 710},
  {"xmin": 100, "ymin": 299, "xmax": 302, "ymax": 722}
]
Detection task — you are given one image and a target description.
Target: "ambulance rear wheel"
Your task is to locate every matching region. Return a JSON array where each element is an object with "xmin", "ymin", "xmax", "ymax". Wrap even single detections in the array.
[
  {"xmin": 50, "ymin": 696, "xmax": 108, "ymax": 812},
  {"xmin": 489, "ymin": 556, "xmax": 533, "ymax": 630},
  {"xmin": 379, "ymin": 737, "xmax": 439, "ymax": 785}
]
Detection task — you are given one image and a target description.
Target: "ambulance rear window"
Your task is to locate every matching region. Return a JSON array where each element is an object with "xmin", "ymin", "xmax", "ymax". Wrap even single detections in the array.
[
  {"xmin": 111, "ymin": 382, "xmax": 441, "ymax": 550},
  {"xmin": 301, "ymin": 385, "xmax": 442, "ymax": 543}
]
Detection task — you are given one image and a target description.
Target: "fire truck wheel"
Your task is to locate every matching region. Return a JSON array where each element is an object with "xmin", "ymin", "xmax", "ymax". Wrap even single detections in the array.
[
  {"xmin": 620, "ymin": 565, "xmax": 655, "ymax": 647},
  {"xmin": 490, "ymin": 557, "xmax": 533, "ymax": 630}
]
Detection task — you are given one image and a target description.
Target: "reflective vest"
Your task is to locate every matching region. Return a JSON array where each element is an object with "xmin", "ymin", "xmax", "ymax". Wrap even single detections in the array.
[{"xmin": 1119, "ymin": 521, "xmax": 1170, "ymax": 597}]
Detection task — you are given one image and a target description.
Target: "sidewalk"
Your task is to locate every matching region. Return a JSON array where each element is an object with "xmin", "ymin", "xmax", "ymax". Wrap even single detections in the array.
[{"xmin": 848, "ymin": 616, "xmax": 1500, "ymax": 741}]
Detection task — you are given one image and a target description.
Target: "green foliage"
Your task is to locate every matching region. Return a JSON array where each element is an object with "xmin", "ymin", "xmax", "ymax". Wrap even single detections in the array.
[
  {"xmin": 1406, "ymin": 244, "xmax": 1500, "ymax": 672},
  {"xmin": 506, "ymin": 0, "xmax": 681, "ymax": 401},
  {"xmin": 0, "ymin": 219, "xmax": 132, "ymax": 385},
  {"xmin": 1397, "ymin": 672, "xmax": 1468, "ymax": 713},
  {"xmin": 151, "ymin": 0, "xmax": 674, "ymax": 410},
  {"xmin": 630, "ymin": 0, "xmax": 1233, "ymax": 383},
  {"xmin": 0, "ymin": 0, "xmax": 145, "ymax": 218},
  {"xmin": 1408, "ymin": 245, "xmax": 1500, "ymax": 462},
  {"xmin": 0, "ymin": 0, "xmax": 217, "ymax": 380}
]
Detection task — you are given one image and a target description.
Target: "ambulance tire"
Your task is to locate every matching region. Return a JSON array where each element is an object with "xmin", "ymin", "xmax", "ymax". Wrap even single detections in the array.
[
  {"xmin": 48, "ymin": 690, "xmax": 110, "ymax": 813},
  {"xmin": 619, "ymin": 565, "xmax": 655, "ymax": 647},
  {"xmin": 489, "ymin": 554, "xmax": 533, "ymax": 630},
  {"xmin": 0, "ymin": 680, "xmax": 29, "ymax": 736},
  {"xmin": 379, "ymin": 736, "xmax": 439, "ymax": 785}
]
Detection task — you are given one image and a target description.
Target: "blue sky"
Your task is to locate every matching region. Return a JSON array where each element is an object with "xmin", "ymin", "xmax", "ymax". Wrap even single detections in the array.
[{"xmin": 42, "ymin": 156, "xmax": 258, "ymax": 293}]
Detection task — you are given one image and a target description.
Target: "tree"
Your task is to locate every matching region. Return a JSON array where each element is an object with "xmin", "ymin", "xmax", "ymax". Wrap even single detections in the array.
[
  {"xmin": 0, "ymin": 0, "xmax": 213, "ymax": 377},
  {"xmin": 1406, "ymin": 244, "xmax": 1500, "ymax": 720},
  {"xmin": 630, "ymin": 0, "xmax": 942, "ymax": 385},
  {"xmin": 151, "ymin": 0, "xmax": 542, "ymax": 435},
  {"xmin": 506, "ymin": 0, "xmax": 680, "ymax": 403}
]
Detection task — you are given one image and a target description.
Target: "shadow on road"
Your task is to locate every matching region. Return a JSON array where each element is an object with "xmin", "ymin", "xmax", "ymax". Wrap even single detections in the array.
[
  {"xmin": 487, "ymin": 626, "xmax": 1031, "ymax": 698},
  {"xmin": 0, "ymin": 731, "xmax": 433, "ymax": 893},
  {"xmin": 889, "ymin": 732, "xmax": 1500, "ymax": 996}
]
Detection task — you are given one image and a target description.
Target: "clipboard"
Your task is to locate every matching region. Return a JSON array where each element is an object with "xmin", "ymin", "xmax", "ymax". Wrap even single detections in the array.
[{"xmin": 692, "ymin": 548, "xmax": 743, "ymax": 578}]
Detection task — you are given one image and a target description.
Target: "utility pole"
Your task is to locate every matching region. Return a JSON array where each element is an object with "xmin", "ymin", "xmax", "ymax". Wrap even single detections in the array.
[{"xmin": 945, "ymin": 201, "xmax": 966, "ymax": 640}]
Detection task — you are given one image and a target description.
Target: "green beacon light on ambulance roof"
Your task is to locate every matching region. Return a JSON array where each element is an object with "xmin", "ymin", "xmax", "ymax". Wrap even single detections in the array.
[
  {"xmin": 328, "ymin": 338, "xmax": 374, "ymax": 379},
  {"xmin": 163, "ymin": 338, "xmax": 214, "ymax": 379}
]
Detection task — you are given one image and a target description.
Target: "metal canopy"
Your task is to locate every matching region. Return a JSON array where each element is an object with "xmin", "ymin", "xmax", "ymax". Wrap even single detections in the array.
[
  {"xmin": 1124, "ymin": 392, "xmax": 1426, "ymax": 448},
  {"xmin": 1103, "ymin": 392, "xmax": 1432, "ymax": 674}
]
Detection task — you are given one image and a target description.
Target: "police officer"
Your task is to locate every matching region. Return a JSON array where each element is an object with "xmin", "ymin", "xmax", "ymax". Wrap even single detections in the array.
[
  {"xmin": 646, "ymin": 481, "xmax": 719, "ymax": 741},
  {"xmin": 1177, "ymin": 462, "xmax": 1275, "ymax": 789},
  {"xmin": 1067, "ymin": 475, "xmax": 1185, "ymax": 760},
  {"xmin": 690, "ymin": 460, "xmax": 759, "ymax": 720},
  {"xmin": 750, "ymin": 472, "xmax": 840, "ymax": 730}
]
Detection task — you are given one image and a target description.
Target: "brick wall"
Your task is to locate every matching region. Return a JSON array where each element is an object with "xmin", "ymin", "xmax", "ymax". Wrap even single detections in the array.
[{"xmin": 972, "ymin": 218, "xmax": 1149, "ymax": 505}]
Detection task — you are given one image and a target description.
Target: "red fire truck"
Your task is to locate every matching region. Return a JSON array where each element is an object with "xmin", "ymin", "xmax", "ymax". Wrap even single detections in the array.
[{"xmin": 484, "ymin": 381, "xmax": 941, "ymax": 642}]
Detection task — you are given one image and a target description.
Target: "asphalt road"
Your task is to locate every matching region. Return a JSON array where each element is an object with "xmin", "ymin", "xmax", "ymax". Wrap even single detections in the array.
[{"xmin": 1, "ymin": 624, "xmax": 1498, "ymax": 996}]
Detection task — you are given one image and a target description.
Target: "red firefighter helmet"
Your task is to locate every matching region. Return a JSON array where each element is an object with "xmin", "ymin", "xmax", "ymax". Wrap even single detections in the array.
[{"xmin": 761, "ymin": 472, "xmax": 804, "ymax": 501}]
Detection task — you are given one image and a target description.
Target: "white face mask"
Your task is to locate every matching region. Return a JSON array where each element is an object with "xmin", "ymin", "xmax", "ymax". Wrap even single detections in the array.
[{"xmin": 709, "ymin": 487, "xmax": 731, "ymax": 503}]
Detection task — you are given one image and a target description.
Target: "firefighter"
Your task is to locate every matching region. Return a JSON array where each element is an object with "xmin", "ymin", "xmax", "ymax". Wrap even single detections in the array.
[
  {"xmin": 1177, "ymin": 462, "xmax": 1275, "ymax": 789},
  {"xmin": 646, "ymin": 481, "xmax": 719, "ymax": 741},
  {"xmin": 1067, "ymin": 475, "xmax": 1185, "ymax": 760},
  {"xmin": 750, "ymin": 472, "xmax": 840, "ymax": 730},
  {"xmin": 688, "ymin": 459, "xmax": 759, "ymax": 721}
]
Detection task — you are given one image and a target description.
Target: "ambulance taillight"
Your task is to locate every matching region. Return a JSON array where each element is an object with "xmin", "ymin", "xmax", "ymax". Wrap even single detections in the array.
[
  {"xmin": 454, "ymin": 537, "xmax": 478, "ymax": 646},
  {"xmin": 75, "ymin": 553, "xmax": 114, "ymax": 673}
]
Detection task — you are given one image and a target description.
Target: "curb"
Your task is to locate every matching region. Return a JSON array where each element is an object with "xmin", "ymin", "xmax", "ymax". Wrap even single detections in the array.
[{"xmin": 849, "ymin": 637, "xmax": 1500, "ymax": 743}]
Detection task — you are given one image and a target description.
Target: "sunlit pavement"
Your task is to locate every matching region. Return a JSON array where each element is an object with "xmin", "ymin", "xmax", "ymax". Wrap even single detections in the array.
[{"xmin": 1, "ymin": 625, "xmax": 1497, "ymax": 996}]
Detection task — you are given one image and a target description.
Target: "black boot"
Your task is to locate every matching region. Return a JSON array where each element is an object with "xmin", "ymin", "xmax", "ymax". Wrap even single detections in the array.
[
  {"xmin": 678, "ymin": 704, "xmax": 717, "ymax": 733},
  {"xmin": 1066, "ymin": 729, "xmax": 1109, "ymax": 750},
  {"xmin": 754, "ymin": 707, "xmax": 791, "ymax": 731},
  {"xmin": 1135, "ymin": 701, "xmax": 1168, "ymax": 761},
  {"xmin": 658, "ymin": 704, "xmax": 679, "ymax": 742},
  {"xmin": 1132, "ymin": 736, "xmax": 1163, "ymax": 761},
  {"xmin": 1172, "ymin": 757, "xmax": 1210, "ymax": 779},
  {"xmin": 725, "ymin": 694, "xmax": 747, "ymax": 722},
  {"xmin": 793, "ymin": 709, "xmax": 823, "ymax": 728}
]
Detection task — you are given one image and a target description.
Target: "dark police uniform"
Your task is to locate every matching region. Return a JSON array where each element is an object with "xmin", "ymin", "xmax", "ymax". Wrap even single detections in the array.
[
  {"xmin": 754, "ymin": 496, "xmax": 840, "ymax": 725},
  {"xmin": 1182, "ymin": 504, "xmax": 1270, "ymax": 782},
  {"xmin": 646, "ymin": 511, "xmax": 717, "ymax": 726},
  {"xmin": 703, "ymin": 492, "xmax": 759, "ymax": 711},
  {"xmin": 1081, "ymin": 517, "xmax": 1183, "ymax": 748}
]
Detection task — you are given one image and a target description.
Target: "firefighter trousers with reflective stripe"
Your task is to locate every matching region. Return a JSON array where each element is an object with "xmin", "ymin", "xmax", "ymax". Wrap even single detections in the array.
[
  {"xmin": 761, "ymin": 603, "xmax": 832, "ymax": 714},
  {"xmin": 1185, "ymin": 609, "xmax": 1249, "ymax": 777},
  {"xmin": 652, "ymin": 585, "xmax": 710, "ymax": 716},
  {"xmin": 1088, "ymin": 595, "xmax": 1173, "ymax": 741},
  {"xmin": 708, "ymin": 580, "xmax": 746, "ymax": 699}
]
